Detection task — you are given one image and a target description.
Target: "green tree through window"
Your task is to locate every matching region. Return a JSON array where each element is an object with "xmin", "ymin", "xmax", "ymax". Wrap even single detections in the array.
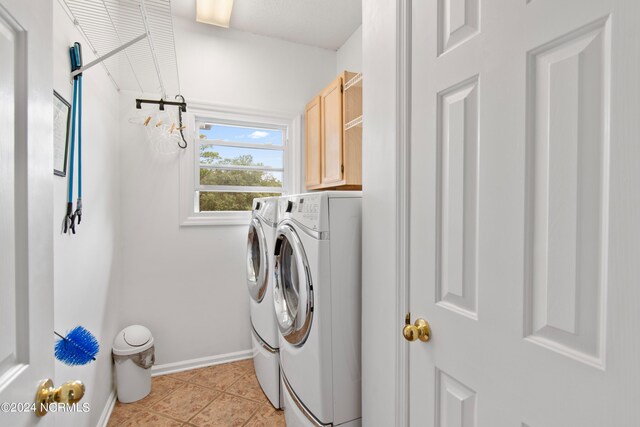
[{"xmin": 199, "ymin": 146, "xmax": 281, "ymax": 211}]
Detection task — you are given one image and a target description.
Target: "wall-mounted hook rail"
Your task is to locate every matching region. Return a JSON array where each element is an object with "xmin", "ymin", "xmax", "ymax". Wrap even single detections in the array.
[
  {"xmin": 135, "ymin": 98, "xmax": 187, "ymax": 112},
  {"xmin": 135, "ymin": 96, "xmax": 188, "ymax": 149},
  {"xmin": 70, "ymin": 33, "xmax": 148, "ymax": 80}
]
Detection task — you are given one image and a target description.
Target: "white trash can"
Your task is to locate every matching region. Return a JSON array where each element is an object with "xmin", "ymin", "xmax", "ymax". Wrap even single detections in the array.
[{"xmin": 112, "ymin": 325, "xmax": 155, "ymax": 403}]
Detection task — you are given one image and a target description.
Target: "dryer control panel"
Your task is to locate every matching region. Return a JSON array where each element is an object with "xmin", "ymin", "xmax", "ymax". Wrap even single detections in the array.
[{"xmin": 253, "ymin": 196, "xmax": 278, "ymax": 225}]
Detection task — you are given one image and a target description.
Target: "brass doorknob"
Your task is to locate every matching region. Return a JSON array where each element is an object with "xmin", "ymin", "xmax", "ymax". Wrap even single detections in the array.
[
  {"xmin": 403, "ymin": 313, "xmax": 431, "ymax": 342},
  {"xmin": 35, "ymin": 379, "xmax": 85, "ymax": 417}
]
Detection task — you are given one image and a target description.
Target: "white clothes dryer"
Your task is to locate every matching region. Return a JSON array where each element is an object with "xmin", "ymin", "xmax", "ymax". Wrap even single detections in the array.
[
  {"xmin": 274, "ymin": 192, "xmax": 362, "ymax": 427},
  {"xmin": 246, "ymin": 196, "xmax": 281, "ymax": 408}
]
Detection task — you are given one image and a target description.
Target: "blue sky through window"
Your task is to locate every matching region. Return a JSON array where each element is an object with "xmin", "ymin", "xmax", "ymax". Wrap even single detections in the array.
[{"xmin": 199, "ymin": 123, "xmax": 283, "ymax": 146}]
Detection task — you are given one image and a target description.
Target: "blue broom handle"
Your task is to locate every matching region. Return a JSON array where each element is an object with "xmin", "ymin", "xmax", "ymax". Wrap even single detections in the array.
[
  {"xmin": 77, "ymin": 74, "xmax": 82, "ymax": 199},
  {"xmin": 67, "ymin": 77, "xmax": 78, "ymax": 204}
]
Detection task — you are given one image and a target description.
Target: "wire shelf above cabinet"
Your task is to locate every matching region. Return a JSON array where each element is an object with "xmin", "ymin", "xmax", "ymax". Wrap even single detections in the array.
[
  {"xmin": 344, "ymin": 72, "xmax": 362, "ymax": 91},
  {"xmin": 345, "ymin": 115, "xmax": 362, "ymax": 131},
  {"xmin": 343, "ymin": 71, "xmax": 362, "ymax": 130},
  {"xmin": 58, "ymin": 0, "xmax": 181, "ymax": 99}
]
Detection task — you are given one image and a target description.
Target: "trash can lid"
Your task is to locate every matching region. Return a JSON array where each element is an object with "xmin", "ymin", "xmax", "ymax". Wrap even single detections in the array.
[{"xmin": 112, "ymin": 325, "xmax": 154, "ymax": 356}]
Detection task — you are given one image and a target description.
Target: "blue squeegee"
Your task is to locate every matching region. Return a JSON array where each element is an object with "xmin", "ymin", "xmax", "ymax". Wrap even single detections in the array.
[{"xmin": 64, "ymin": 42, "xmax": 84, "ymax": 234}]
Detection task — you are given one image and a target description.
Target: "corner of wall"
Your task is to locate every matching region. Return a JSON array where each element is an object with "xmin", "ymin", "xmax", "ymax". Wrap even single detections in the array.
[{"xmin": 336, "ymin": 25, "xmax": 363, "ymax": 74}]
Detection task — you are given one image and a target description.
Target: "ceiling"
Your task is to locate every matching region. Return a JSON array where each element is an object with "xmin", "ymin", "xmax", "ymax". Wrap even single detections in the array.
[{"xmin": 170, "ymin": 0, "xmax": 362, "ymax": 51}]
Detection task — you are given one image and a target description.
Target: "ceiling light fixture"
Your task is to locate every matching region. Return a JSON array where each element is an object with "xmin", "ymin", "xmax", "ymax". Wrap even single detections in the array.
[{"xmin": 196, "ymin": 0, "xmax": 234, "ymax": 28}]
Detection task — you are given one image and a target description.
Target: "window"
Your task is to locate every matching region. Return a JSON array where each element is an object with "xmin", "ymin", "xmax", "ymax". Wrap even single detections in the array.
[
  {"xmin": 197, "ymin": 121, "xmax": 285, "ymax": 211},
  {"xmin": 180, "ymin": 105, "xmax": 300, "ymax": 226}
]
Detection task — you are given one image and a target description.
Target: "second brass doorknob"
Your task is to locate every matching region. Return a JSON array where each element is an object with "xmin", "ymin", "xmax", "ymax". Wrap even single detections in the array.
[
  {"xmin": 403, "ymin": 315, "xmax": 431, "ymax": 342},
  {"xmin": 35, "ymin": 379, "xmax": 85, "ymax": 417}
]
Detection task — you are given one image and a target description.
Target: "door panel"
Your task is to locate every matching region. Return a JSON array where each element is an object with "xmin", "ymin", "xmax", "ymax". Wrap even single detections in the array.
[
  {"xmin": 437, "ymin": 0, "xmax": 480, "ymax": 58},
  {"xmin": 321, "ymin": 76, "xmax": 343, "ymax": 185},
  {"xmin": 435, "ymin": 368, "xmax": 476, "ymax": 427},
  {"xmin": 409, "ymin": 0, "xmax": 640, "ymax": 426},
  {"xmin": 0, "ymin": 0, "xmax": 54, "ymax": 425},
  {"xmin": 436, "ymin": 75, "xmax": 479, "ymax": 320},
  {"xmin": 305, "ymin": 96, "xmax": 321, "ymax": 188},
  {"xmin": 524, "ymin": 17, "xmax": 609, "ymax": 366}
]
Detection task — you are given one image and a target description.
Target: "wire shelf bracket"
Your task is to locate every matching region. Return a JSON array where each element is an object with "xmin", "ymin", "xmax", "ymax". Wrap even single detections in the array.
[{"xmin": 70, "ymin": 33, "xmax": 148, "ymax": 80}]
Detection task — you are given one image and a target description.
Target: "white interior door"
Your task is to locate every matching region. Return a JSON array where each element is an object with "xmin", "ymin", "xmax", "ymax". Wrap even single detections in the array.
[
  {"xmin": 408, "ymin": 0, "xmax": 640, "ymax": 426},
  {"xmin": 0, "ymin": 0, "xmax": 54, "ymax": 425}
]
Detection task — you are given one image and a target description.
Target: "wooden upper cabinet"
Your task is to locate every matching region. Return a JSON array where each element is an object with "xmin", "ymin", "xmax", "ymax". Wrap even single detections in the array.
[
  {"xmin": 321, "ymin": 76, "xmax": 344, "ymax": 186},
  {"xmin": 305, "ymin": 96, "xmax": 321, "ymax": 188},
  {"xmin": 305, "ymin": 71, "xmax": 362, "ymax": 191}
]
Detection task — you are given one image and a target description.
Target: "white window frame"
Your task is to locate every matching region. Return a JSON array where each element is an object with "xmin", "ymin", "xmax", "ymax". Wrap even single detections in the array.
[{"xmin": 180, "ymin": 102, "xmax": 301, "ymax": 226}]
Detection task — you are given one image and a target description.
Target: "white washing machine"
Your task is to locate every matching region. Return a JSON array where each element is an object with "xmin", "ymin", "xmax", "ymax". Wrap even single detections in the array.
[
  {"xmin": 273, "ymin": 192, "xmax": 362, "ymax": 427},
  {"xmin": 246, "ymin": 197, "xmax": 281, "ymax": 408}
]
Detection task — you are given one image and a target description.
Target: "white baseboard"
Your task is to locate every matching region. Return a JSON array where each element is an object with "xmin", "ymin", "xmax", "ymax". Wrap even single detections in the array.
[
  {"xmin": 97, "ymin": 389, "xmax": 117, "ymax": 427},
  {"xmin": 151, "ymin": 349, "xmax": 253, "ymax": 377}
]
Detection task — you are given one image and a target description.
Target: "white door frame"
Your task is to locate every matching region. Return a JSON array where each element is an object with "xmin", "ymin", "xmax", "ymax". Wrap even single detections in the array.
[
  {"xmin": 395, "ymin": 1, "xmax": 412, "ymax": 426},
  {"xmin": 361, "ymin": 0, "xmax": 412, "ymax": 425}
]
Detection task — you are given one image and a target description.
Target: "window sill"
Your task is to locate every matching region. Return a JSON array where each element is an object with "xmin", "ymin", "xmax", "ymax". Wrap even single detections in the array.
[{"xmin": 180, "ymin": 211, "xmax": 251, "ymax": 227}]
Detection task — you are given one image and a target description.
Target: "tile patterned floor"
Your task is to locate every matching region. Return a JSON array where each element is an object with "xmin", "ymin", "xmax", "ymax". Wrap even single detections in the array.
[{"xmin": 107, "ymin": 359, "xmax": 285, "ymax": 427}]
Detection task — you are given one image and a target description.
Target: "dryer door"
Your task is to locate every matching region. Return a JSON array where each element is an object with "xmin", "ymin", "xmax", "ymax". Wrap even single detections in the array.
[
  {"xmin": 246, "ymin": 217, "xmax": 269, "ymax": 302},
  {"xmin": 273, "ymin": 223, "xmax": 313, "ymax": 346}
]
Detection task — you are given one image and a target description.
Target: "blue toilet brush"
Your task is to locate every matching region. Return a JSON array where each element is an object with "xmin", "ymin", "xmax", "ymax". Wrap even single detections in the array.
[{"xmin": 54, "ymin": 326, "xmax": 99, "ymax": 366}]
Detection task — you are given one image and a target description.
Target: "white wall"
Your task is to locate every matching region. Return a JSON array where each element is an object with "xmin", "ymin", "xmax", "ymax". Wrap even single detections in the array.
[
  {"xmin": 118, "ymin": 18, "xmax": 337, "ymax": 367},
  {"xmin": 53, "ymin": 3, "xmax": 122, "ymax": 426},
  {"xmin": 361, "ymin": 1, "xmax": 399, "ymax": 426},
  {"xmin": 174, "ymin": 17, "xmax": 336, "ymax": 112},
  {"xmin": 336, "ymin": 25, "xmax": 363, "ymax": 74}
]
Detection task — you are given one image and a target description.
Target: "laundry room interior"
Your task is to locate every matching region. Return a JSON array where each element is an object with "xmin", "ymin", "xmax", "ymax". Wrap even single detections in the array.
[{"xmin": 2, "ymin": 0, "xmax": 640, "ymax": 426}]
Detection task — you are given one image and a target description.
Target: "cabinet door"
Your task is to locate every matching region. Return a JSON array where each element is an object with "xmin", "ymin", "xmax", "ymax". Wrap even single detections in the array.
[
  {"xmin": 305, "ymin": 96, "xmax": 321, "ymax": 188},
  {"xmin": 321, "ymin": 76, "xmax": 344, "ymax": 185}
]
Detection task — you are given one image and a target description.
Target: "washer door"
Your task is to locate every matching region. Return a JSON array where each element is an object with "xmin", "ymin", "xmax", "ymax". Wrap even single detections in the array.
[
  {"xmin": 246, "ymin": 217, "xmax": 269, "ymax": 302},
  {"xmin": 273, "ymin": 223, "xmax": 313, "ymax": 346}
]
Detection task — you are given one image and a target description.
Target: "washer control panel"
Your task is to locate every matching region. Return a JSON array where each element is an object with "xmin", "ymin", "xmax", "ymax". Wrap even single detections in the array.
[{"xmin": 281, "ymin": 193, "xmax": 326, "ymax": 231}]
